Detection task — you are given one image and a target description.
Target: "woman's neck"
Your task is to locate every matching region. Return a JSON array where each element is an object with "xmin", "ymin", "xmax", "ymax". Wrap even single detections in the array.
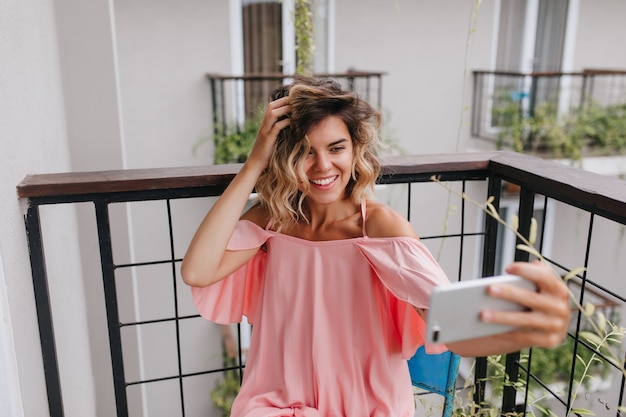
[{"xmin": 287, "ymin": 199, "xmax": 362, "ymax": 241}]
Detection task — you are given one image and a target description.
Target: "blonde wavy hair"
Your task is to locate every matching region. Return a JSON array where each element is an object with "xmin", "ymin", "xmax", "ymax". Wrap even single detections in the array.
[{"xmin": 255, "ymin": 76, "xmax": 381, "ymax": 231}]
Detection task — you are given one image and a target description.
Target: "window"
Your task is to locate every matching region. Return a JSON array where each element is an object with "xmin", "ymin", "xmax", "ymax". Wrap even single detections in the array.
[
  {"xmin": 232, "ymin": 0, "xmax": 333, "ymax": 119},
  {"xmin": 242, "ymin": 0, "xmax": 283, "ymax": 118},
  {"xmin": 488, "ymin": 0, "xmax": 572, "ymax": 131}
]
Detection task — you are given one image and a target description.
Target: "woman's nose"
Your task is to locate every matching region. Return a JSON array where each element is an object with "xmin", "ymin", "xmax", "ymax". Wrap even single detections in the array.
[{"xmin": 313, "ymin": 153, "xmax": 331, "ymax": 171}]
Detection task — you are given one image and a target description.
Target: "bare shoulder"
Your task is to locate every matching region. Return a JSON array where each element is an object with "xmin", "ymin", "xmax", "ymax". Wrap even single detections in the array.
[
  {"xmin": 240, "ymin": 203, "xmax": 271, "ymax": 228},
  {"xmin": 364, "ymin": 200, "xmax": 419, "ymax": 239}
]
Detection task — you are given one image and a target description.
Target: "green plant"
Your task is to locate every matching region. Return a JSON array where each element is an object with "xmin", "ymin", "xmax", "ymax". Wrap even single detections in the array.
[
  {"xmin": 496, "ymin": 101, "xmax": 579, "ymax": 159},
  {"xmin": 193, "ymin": 108, "xmax": 263, "ymax": 165},
  {"xmin": 212, "ymin": 117, "xmax": 261, "ymax": 164},
  {"xmin": 489, "ymin": 309, "xmax": 622, "ymax": 392},
  {"xmin": 294, "ymin": 0, "xmax": 314, "ymax": 75},
  {"xmin": 495, "ymin": 95, "xmax": 626, "ymax": 160},
  {"xmin": 569, "ymin": 102, "xmax": 626, "ymax": 152},
  {"xmin": 210, "ymin": 354, "xmax": 241, "ymax": 417}
]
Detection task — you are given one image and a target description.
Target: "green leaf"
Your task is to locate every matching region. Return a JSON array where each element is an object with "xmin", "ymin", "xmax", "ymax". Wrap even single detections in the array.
[
  {"xmin": 486, "ymin": 202, "xmax": 501, "ymax": 220},
  {"xmin": 511, "ymin": 215, "xmax": 519, "ymax": 231},
  {"xmin": 563, "ymin": 267, "xmax": 586, "ymax": 282},
  {"xmin": 516, "ymin": 244, "xmax": 542, "ymax": 259},
  {"xmin": 529, "ymin": 218, "xmax": 538, "ymax": 245},
  {"xmin": 569, "ymin": 408, "xmax": 595, "ymax": 416},
  {"xmin": 596, "ymin": 311, "xmax": 607, "ymax": 334},
  {"xmin": 579, "ymin": 331, "xmax": 603, "ymax": 348}
]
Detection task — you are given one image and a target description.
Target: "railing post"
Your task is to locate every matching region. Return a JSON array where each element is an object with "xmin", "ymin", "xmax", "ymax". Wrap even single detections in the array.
[
  {"xmin": 579, "ymin": 72, "xmax": 589, "ymax": 111},
  {"xmin": 528, "ymin": 75, "xmax": 538, "ymax": 118},
  {"xmin": 94, "ymin": 200, "xmax": 129, "ymax": 417},
  {"xmin": 25, "ymin": 201, "xmax": 65, "ymax": 417},
  {"xmin": 474, "ymin": 175, "xmax": 502, "ymax": 407},
  {"xmin": 500, "ymin": 186, "xmax": 535, "ymax": 414}
]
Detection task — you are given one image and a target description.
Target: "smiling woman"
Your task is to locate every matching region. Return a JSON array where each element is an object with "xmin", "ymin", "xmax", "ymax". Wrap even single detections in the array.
[
  {"xmin": 301, "ymin": 117, "xmax": 354, "ymax": 205},
  {"xmin": 180, "ymin": 76, "xmax": 571, "ymax": 417},
  {"xmin": 253, "ymin": 77, "xmax": 382, "ymax": 233}
]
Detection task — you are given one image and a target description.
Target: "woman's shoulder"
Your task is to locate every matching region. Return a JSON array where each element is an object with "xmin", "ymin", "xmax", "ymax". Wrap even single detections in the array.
[
  {"xmin": 240, "ymin": 203, "xmax": 271, "ymax": 229},
  {"xmin": 364, "ymin": 200, "xmax": 419, "ymax": 239}
]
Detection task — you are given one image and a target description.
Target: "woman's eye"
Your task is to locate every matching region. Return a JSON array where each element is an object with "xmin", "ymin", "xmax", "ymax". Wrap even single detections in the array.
[{"xmin": 331, "ymin": 146, "xmax": 345, "ymax": 152}]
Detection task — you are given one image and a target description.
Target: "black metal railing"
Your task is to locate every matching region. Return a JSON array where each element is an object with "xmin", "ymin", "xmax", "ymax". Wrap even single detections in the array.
[
  {"xmin": 17, "ymin": 152, "xmax": 626, "ymax": 417},
  {"xmin": 471, "ymin": 69, "xmax": 626, "ymax": 145},
  {"xmin": 206, "ymin": 70, "xmax": 385, "ymax": 135}
]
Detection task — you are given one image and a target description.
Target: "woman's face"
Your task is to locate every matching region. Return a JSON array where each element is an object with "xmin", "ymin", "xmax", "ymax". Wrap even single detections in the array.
[{"xmin": 300, "ymin": 115, "xmax": 354, "ymax": 205}]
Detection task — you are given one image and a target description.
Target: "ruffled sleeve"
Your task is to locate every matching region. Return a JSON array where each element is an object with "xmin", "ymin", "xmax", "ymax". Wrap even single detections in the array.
[
  {"xmin": 191, "ymin": 220, "xmax": 271, "ymax": 325},
  {"xmin": 355, "ymin": 238, "xmax": 451, "ymax": 356}
]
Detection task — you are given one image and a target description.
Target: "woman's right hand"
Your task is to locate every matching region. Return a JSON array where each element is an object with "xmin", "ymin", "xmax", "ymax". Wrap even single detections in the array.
[
  {"xmin": 246, "ymin": 96, "xmax": 291, "ymax": 170},
  {"xmin": 182, "ymin": 97, "xmax": 290, "ymax": 288}
]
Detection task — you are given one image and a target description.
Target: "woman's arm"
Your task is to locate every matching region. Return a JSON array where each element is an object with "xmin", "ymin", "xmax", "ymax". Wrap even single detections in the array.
[
  {"xmin": 444, "ymin": 261, "xmax": 571, "ymax": 357},
  {"xmin": 181, "ymin": 97, "xmax": 290, "ymax": 288},
  {"xmin": 364, "ymin": 202, "xmax": 571, "ymax": 356}
]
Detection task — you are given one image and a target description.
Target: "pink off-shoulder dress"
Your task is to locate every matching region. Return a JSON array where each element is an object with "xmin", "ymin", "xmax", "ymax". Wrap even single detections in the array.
[{"xmin": 192, "ymin": 203, "xmax": 450, "ymax": 417}]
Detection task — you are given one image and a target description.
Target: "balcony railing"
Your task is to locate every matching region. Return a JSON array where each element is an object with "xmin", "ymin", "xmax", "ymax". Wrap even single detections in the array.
[
  {"xmin": 471, "ymin": 69, "xmax": 626, "ymax": 151},
  {"xmin": 17, "ymin": 152, "xmax": 626, "ymax": 417},
  {"xmin": 206, "ymin": 70, "xmax": 385, "ymax": 134}
]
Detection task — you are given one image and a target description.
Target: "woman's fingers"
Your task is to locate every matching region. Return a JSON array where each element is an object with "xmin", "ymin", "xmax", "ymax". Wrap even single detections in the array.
[
  {"xmin": 259, "ymin": 96, "xmax": 290, "ymax": 135},
  {"xmin": 506, "ymin": 261, "xmax": 568, "ymax": 298},
  {"xmin": 248, "ymin": 97, "xmax": 291, "ymax": 167},
  {"xmin": 481, "ymin": 261, "xmax": 571, "ymax": 348}
]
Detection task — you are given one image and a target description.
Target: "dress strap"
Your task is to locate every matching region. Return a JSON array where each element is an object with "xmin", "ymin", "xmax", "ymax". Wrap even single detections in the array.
[
  {"xmin": 361, "ymin": 201, "xmax": 368, "ymax": 238},
  {"xmin": 265, "ymin": 219, "xmax": 273, "ymax": 231}
]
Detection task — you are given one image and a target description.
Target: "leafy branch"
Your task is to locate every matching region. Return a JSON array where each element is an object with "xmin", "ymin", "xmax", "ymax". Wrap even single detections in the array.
[{"xmin": 293, "ymin": 0, "xmax": 314, "ymax": 76}]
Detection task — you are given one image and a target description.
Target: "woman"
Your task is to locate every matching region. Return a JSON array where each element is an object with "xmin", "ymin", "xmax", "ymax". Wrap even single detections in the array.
[{"xmin": 181, "ymin": 77, "xmax": 570, "ymax": 416}]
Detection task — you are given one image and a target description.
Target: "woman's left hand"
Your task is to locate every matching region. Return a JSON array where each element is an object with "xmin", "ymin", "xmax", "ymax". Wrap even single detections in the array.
[
  {"xmin": 448, "ymin": 261, "xmax": 571, "ymax": 357},
  {"xmin": 481, "ymin": 261, "xmax": 571, "ymax": 349}
]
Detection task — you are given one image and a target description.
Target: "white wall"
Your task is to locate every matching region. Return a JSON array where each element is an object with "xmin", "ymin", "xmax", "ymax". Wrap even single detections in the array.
[
  {"xmin": 114, "ymin": 0, "xmax": 231, "ymax": 169},
  {"xmin": 0, "ymin": 254, "xmax": 19, "ymax": 417},
  {"xmin": 0, "ymin": 0, "xmax": 96, "ymax": 415},
  {"xmin": 574, "ymin": 0, "xmax": 626, "ymax": 70},
  {"xmin": 334, "ymin": 0, "xmax": 497, "ymax": 156}
]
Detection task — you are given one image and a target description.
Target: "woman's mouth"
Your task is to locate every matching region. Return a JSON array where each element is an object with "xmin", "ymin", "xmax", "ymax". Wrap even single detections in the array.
[{"xmin": 309, "ymin": 176, "xmax": 338, "ymax": 188}]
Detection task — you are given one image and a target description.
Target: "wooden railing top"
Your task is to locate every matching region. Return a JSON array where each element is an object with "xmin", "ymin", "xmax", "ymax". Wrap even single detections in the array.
[
  {"xmin": 489, "ymin": 152, "xmax": 626, "ymax": 225},
  {"xmin": 16, "ymin": 152, "xmax": 626, "ymax": 224},
  {"xmin": 16, "ymin": 152, "xmax": 496, "ymax": 199}
]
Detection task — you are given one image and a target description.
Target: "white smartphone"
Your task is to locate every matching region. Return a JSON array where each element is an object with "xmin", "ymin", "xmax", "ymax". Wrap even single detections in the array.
[{"xmin": 425, "ymin": 274, "xmax": 538, "ymax": 344}]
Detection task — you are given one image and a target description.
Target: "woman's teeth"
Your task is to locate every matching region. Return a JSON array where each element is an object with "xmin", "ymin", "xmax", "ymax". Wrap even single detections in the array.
[{"xmin": 310, "ymin": 176, "xmax": 337, "ymax": 186}]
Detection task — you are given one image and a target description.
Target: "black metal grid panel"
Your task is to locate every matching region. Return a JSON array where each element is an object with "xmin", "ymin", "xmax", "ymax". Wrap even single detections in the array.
[{"xmin": 23, "ymin": 161, "xmax": 626, "ymax": 417}]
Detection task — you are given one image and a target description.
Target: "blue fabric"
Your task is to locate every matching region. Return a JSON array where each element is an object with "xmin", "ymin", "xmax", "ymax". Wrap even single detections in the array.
[{"xmin": 408, "ymin": 345, "xmax": 460, "ymax": 417}]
